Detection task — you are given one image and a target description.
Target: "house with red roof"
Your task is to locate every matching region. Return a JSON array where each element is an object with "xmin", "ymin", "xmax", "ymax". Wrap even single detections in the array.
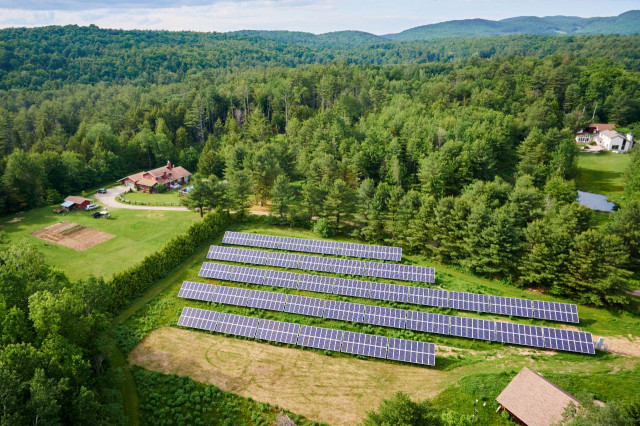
[{"xmin": 118, "ymin": 161, "xmax": 191, "ymax": 193}]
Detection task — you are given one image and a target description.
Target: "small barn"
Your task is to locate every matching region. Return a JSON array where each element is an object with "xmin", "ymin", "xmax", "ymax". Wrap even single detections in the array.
[
  {"xmin": 496, "ymin": 367, "xmax": 580, "ymax": 426},
  {"xmin": 61, "ymin": 196, "xmax": 92, "ymax": 210}
]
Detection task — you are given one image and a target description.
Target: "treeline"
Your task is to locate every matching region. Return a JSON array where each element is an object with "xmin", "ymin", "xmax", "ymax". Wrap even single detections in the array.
[
  {"xmin": 3, "ymin": 25, "xmax": 640, "ymax": 90},
  {"xmin": 0, "ymin": 239, "xmax": 122, "ymax": 424}
]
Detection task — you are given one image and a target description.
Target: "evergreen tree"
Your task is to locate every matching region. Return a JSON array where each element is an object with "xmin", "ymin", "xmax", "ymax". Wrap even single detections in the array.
[{"xmin": 270, "ymin": 174, "xmax": 294, "ymax": 217}]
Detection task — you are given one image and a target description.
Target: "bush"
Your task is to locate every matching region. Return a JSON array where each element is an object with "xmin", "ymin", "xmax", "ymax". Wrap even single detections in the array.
[{"xmin": 313, "ymin": 218, "xmax": 334, "ymax": 238}]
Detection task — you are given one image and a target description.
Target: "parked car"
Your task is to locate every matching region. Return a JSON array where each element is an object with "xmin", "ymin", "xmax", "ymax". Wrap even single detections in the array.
[
  {"xmin": 92, "ymin": 211, "xmax": 110, "ymax": 219},
  {"xmin": 96, "ymin": 188, "xmax": 107, "ymax": 194},
  {"xmin": 84, "ymin": 204, "xmax": 100, "ymax": 211}
]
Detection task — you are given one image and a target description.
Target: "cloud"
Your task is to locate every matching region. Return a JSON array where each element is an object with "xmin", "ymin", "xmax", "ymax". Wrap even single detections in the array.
[{"xmin": 0, "ymin": 0, "xmax": 275, "ymax": 11}]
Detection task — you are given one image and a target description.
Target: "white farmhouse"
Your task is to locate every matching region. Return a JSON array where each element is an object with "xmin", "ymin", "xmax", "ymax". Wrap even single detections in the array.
[{"xmin": 594, "ymin": 130, "xmax": 634, "ymax": 153}]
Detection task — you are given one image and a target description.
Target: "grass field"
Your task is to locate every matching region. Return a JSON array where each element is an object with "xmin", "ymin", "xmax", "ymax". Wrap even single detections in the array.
[
  {"xmin": 120, "ymin": 189, "xmax": 183, "ymax": 205},
  {"xmin": 578, "ymin": 151, "xmax": 632, "ymax": 205},
  {"xmin": 118, "ymin": 222, "xmax": 640, "ymax": 425},
  {"xmin": 1, "ymin": 205, "xmax": 200, "ymax": 281}
]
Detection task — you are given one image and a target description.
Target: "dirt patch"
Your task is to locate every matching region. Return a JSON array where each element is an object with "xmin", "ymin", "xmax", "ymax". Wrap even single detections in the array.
[
  {"xmin": 6, "ymin": 217, "xmax": 23, "ymax": 223},
  {"xmin": 602, "ymin": 335, "xmax": 640, "ymax": 357},
  {"xmin": 130, "ymin": 327, "xmax": 453, "ymax": 426},
  {"xmin": 31, "ymin": 221, "xmax": 115, "ymax": 251}
]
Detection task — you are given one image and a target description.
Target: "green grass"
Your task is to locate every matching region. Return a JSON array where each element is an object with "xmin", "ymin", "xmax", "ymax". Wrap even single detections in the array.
[
  {"xmin": 578, "ymin": 151, "xmax": 632, "ymax": 205},
  {"xmin": 1, "ymin": 205, "xmax": 200, "ymax": 281},
  {"xmin": 119, "ymin": 189, "xmax": 183, "ymax": 205}
]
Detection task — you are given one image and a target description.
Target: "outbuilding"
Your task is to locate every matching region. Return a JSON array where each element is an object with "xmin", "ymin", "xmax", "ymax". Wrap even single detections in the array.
[{"xmin": 61, "ymin": 196, "xmax": 92, "ymax": 210}]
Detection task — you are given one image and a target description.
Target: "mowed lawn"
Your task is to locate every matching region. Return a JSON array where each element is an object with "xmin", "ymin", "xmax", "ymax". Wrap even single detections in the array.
[
  {"xmin": 578, "ymin": 151, "xmax": 632, "ymax": 205},
  {"xmin": 1, "ymin": 205, "xmax": 200, "ymax": 281},
  {"xmin": 120, "ymin": 189, "xmax": 183, "ymax": 205}
]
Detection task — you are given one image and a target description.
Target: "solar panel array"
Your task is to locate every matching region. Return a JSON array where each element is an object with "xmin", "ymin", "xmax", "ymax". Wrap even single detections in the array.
[
  {"xmin": 207, "ymin": 244, "xmax": 429, "ymax": 282},
  {"xmin": 198, "ymin": 262, "xmax": 579, "ymax": 323},
  {"xmin": 222, "ymin": 231, "xmax": 402, "ymax": 261},
  {"xmin": 177, "ymin": 307, "xmax": 436, "ymax": 366},
  {"xmin": 178, "ymin": 281, "xmax": 595, "ymax": 355}
]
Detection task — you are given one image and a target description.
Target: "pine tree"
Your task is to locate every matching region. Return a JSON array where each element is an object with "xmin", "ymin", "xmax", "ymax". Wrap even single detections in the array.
[{"xmin": 270, "ymin": 174, "xmax": 294, "ymax": 217}]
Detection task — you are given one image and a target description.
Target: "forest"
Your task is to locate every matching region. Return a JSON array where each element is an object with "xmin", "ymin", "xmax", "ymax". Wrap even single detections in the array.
[{"xmin": 1, "ymin": 25, "xmax": 640, "ymax": 424}]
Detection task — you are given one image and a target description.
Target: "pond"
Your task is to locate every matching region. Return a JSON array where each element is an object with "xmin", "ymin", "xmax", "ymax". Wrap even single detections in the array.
[{"xmin": 577, "ymin": 190, "xmax": 618, "ymax": 212}]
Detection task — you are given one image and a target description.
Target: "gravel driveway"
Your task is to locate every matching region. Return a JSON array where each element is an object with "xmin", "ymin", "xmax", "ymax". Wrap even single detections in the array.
[{"xmin": 94, "ymin": 186, "xmax": 189, "ymax": 211}]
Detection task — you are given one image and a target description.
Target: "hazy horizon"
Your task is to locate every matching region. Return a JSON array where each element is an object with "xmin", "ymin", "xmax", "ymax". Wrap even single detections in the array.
[{"xmin": 0, "ymin": 1, "xmax": 637, "ymax": 35}]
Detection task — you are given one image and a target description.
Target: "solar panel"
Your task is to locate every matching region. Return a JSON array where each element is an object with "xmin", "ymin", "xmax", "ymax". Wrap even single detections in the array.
[
  {"xmin": 235, "ymin": 248, "xmax": 270, "ymax": 265},
  {"xmin": 323, "ymin": 300, "xmax": 365, "ymax": 323},
  {"xmin": 533, "ymin": 301, "xmax": 580, "ymax": 323},
  {"xmin": 338, "ymin": 243, "xmax": 370, "ymax": 259},
  {"xmin": 178, "ymin": 281, "xmax": 216, "ymax": 302},
  {"xmin": 265, "ymin": 252, "xmax": 300, "ymax": 269},
  {"xmin": 215, "ymin": 312, "xmax": 259, "ymax": 338},
  {"xmin": 297, "ymin": 325, "xmax": 343, "ymax": 351},
  {"xmin": 210, "ymin": 285, "xmax": 251, "ymax": 306},
  {"xmin": 255, "ymin": 319, "xmax": 300, "ymax": 345},
  {"xmin": 245, "ymin": 290, "xmax": 288, "ymax": 311},
  {"xmin": 448, "ymin": 291, "xmax": 491, "ymax": 313},
  {"xmin": 449, "ymin": 317, "xmax": 496, "ymax": 341},
  {"xmin": 490, "ymin": 296, "xmax": 534, "ymax": 318},
  {"xmin": 263, "ymin": 270, "xmax": 300, "ymax": 289},
  {"xmin": 406, "ymin": 287, "xmax": 448, "ymax": 307},
  {"xmin": 283, "ymin": 295, "xmax": 326, "ymax": 317},
  {"xmin": 229, "ymin": 266, "xmax": 265, "ymax": 285},
  {"xmin": 199, "ymin": 262, "xmax": 235, "ymax": 281},
  {"xmin": 340, "ymin": 331, "xmax": 388, "ymax": 359},
  {"xmin": 221, "ymin": 231, "xmax": 235, "ymax": 245},
  {"xmin": 387, "ymin": 338, "xmax": 435, "ymax": 366},
  {"xmin": 363, "ymin": 261, "xmax": 386, "ymax": 279},
  {"xmin": 207, "ymin": 246, "xmax": 239, "ymax": 262},
  {"xmin": 369, "ymin": 282, "xmax": 409, "ymax": 303},
  {"xmin": 332, "ymin": 278, "xmax": 371, "ymax": 298},
  {"xmin": 332, "ymin": 258, "xmax": 364, "ymax": 275},
  {"xmin": 495, "ymin": 322, "xmax": 544, "ymax": 348},
  {"xmin": 306, "ymin": 240, "xmax": 340, "ymax": 255},
  {"xmin": 405, "ymin": 311, "xmax": 451, "ymax": 335},
  {"xmin": 297, "ymin": 274, "xmax": 335, "ymax": 293},
  {"xmin": 362, "ymin": 305, "xmax": 406, "ymax": 329},
  {"xmin": 277, "ymin": 237, "xmax": 309, "ymax": 252},
  {"xmin": 543, "ymin": 328, "xmax": 595, "ymax": 354},
  {"xmin": 177, "ymin": 307, "xmax": 220, "ymax": 331},
  {"xmin": 315, "ymin": 256, "xmax": 337, "ymax": 273}
]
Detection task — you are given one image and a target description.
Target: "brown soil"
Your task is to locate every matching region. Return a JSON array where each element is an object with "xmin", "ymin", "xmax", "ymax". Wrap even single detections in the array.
[
  {"xmin": 6, "ymin": 217, "xmax": 23, "ymax": 223},
  {"xmin": 130, "ymin": 327, "xmax": 453, "ymax": 426},
  {"xmin": 602, "ymin": 335, "xmax": 640, "ymax": 357},
  {"xmin": 31, "ymin": 221, "xmax": 115, "ymax": 251}
]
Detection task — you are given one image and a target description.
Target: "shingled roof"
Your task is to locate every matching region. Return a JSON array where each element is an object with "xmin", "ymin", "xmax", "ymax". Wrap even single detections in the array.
[{"xmin": 496, "ymin": 367, "xmax": 580, "ymax": 426}]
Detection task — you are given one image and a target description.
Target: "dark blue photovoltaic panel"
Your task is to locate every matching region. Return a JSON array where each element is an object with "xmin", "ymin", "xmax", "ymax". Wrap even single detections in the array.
[
  {"xmin": 178, "ymin": 281, "xmax": 216, "ymax": 302},
  {"xmin": 283, "ymin": 295, "xmax": 326, "ymax": 317},
  {"xmin": 340, "ymin": 331, "xmax": 388, "ymax": 359},
  {"xmin": 533, "ymin": 300, "xmax": 580, "ymax": 323},
  {"xmin": 229, "ymin": 266, "xmax": 265, "ymax": 285},
  {"xmin": 387, "ymin": 338, "xmax": 435, "ymax": 366},
  {"xmin": 363, "ymin": 261, "xmax": 386, "ymax": 279},
  {"xmin": 306, "ymin": 240, "xmax": 340, "ymax": 255},
  {"xmin": 263, "ymin": 270, "xmax": 300, "ymax": 289},
  {"xmin": 332, "ymin": 258, "xmax": 363, "ymax": 275},
  {"xmin": 405, "ymin": 311, "xmax": 450, "ymax": 335},
  {"xmin": 215, "ymin": 312, "xmax": 259, "ymax": 338},
  {"xmin": 210, "ymin": 285, "xmax": 251, "ymax": 306},
  {"xmin": 245, "ymin": 290, "xmax": 287, "ymax": 311},
  {"xmin": 369, "ymin": 282, "xmax": 409, "ymax": 303},
  {"xmin": 255, "ymin": 319, "xmax": 300, "ymax": 345},
  {"xmin": 495, "ymin": 322, "xmax": 544, "ymax": 348},
  {"xmin": 332, "ymin": 278, "xmax": 371, "ymax": 298},
  {"xmin": 235, "ymin": 248, "xmax": 270, "ymax": 265},
  {"xmin": 277, "ymin": 237, "xmax": 309, "ymax": 252},
  {"xmin": 449, "ymin": 317, "xmax": 495, "ymax": 341},
  {"xmin": 297, "ymin": 325, "xmax": 343, "ymax": 351},
  {"xmin": 323, "ymin": 300, "xmax": 365, "ymax": 323},
  {"xmin": 177, "ymin": 307, "xmax": 220, "ymax": 330},
  {"xmin": 338, "ymin": 243, "xmax": 370, "ymax": 259},
  {"xmin": 543, "ymin": 327, "xmax": 594, "ymax": 354},
  {"xmin": 362, "ymin": 305, "xmax": 406, "ymax": 329},
  {"xmin": 199, "ymin": 262, "xmax": 235, "ymax": 281},
  {"xmin": 448, "ymin": 292, "xmax": 491, "ymax": 313},
  {"xmin": 265, "ymin": 252, "xmax": 300, "ymax": 269},
  {"xmin": 490, "ymin": 296, "xmax": 534, "ymax": 318},
  {"xmin": 297, "ymin": 274, "xmax": 334, "ymax": 293}
]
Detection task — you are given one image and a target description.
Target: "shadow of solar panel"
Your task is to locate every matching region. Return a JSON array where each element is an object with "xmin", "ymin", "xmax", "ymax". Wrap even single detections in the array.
[
  {"xmin": 340, "ymin": 331, "xmax": 388, "ymax": 359},
  {"xmin": 297, "ymin": 325, "xmax": 343, "ymax": 351},
  {"xmin": 245, "ymin": 290, "xmax": 287, "ymax": 311},
  {"xmin": 495, "ymin": 322, "xmax": 544, "ymax": 347},
  {"xmin": 323, "ymin": 300, "xmax": 365, "ymax": 322},
  {"xmin": 332, "ymin": 278, "xmax": 371, "ymax": 298},
  {"xmin": 284, "ymin": 295, "xmax": 326, "ymax": 317},
  {"xmin": 362, "ymin": 305, "xmax": 406, "ymax": 329},
  {"xmin": 178, "ymin": 281, "xmax": 216, "ymax": 302},
  {"xmin": 210, "ymin": 286, "xmax": 251, "ymax": 306},
  {"xmin": 255, "ymin": 319, "xmax": 300, "ymax": 345},
  {"xmin": 199, "ymin": 262, "xmax": 235, "ymax": 281},
  {"xmin": 387, "ymin": 338, "xmax": 435, "ymax": 366},
  {"xmin": 297, "ymin": 274, "xmax": 334, "ymax": 293},
  {"xmin": 369, "ymin": 282, "xmax": 409, "ymax": 303},
  {"xmin": 405, "ymin": 311, "xmax": 450, "ymax": 335},
  {"xmin": 263, "ymin": 270, "xmax": 300, "ymax": 289},
  {"xmin": 177, "ymin": 307, "xmax": 220, "ymax": 331},
  {"xmin": 215, "ymin": 312, "xmax": 259, "ymax": 338},
  {"xmin": 229, "ymin": 266, "xmax": 265, "ymax": 285}
]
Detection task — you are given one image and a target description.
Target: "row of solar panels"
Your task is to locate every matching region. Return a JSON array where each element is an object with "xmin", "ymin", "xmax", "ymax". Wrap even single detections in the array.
[
  {"xmin": 207, "ymin": 245, "xmax": 435, "ymax": 283},
  {"xmin": 178, "ymin": 281, "xmax": 595, "ymax": 354},
  {"xmin": 222, "ymin": 231, "xmax": 402, "ymax": 261},
  {"xmin": 199, "ymin": 262, "xmax": 580, "ymax": 323},
  {"xmin": 178, "ymin": 307, "xmax": 436, "ymax": 366}
]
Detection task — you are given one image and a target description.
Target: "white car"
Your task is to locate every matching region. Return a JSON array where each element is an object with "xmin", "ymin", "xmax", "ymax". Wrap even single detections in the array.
[{"xmin": 84, "ymin": 204, "xmax": 100, "ymax": 211}]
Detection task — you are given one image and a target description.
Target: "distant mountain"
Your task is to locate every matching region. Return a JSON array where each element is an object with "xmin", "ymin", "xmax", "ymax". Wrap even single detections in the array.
[
  {"xmin": 385, "ymin": 10, "xmax": 640, "ymax": 41},
  {"xmin": 232, "ymin": 30, "xmax": 385, "ymax": 49}
]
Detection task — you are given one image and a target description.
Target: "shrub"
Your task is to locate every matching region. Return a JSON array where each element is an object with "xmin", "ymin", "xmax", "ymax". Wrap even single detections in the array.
[{"xmin": 313, "ymin": 218, "xmax": 334, "ymax": 238}]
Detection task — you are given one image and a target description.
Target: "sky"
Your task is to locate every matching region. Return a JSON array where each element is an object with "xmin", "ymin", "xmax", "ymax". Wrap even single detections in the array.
[{"xmin": 0, "ymin": 0, "xmax": 637, "ymax": 35}]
